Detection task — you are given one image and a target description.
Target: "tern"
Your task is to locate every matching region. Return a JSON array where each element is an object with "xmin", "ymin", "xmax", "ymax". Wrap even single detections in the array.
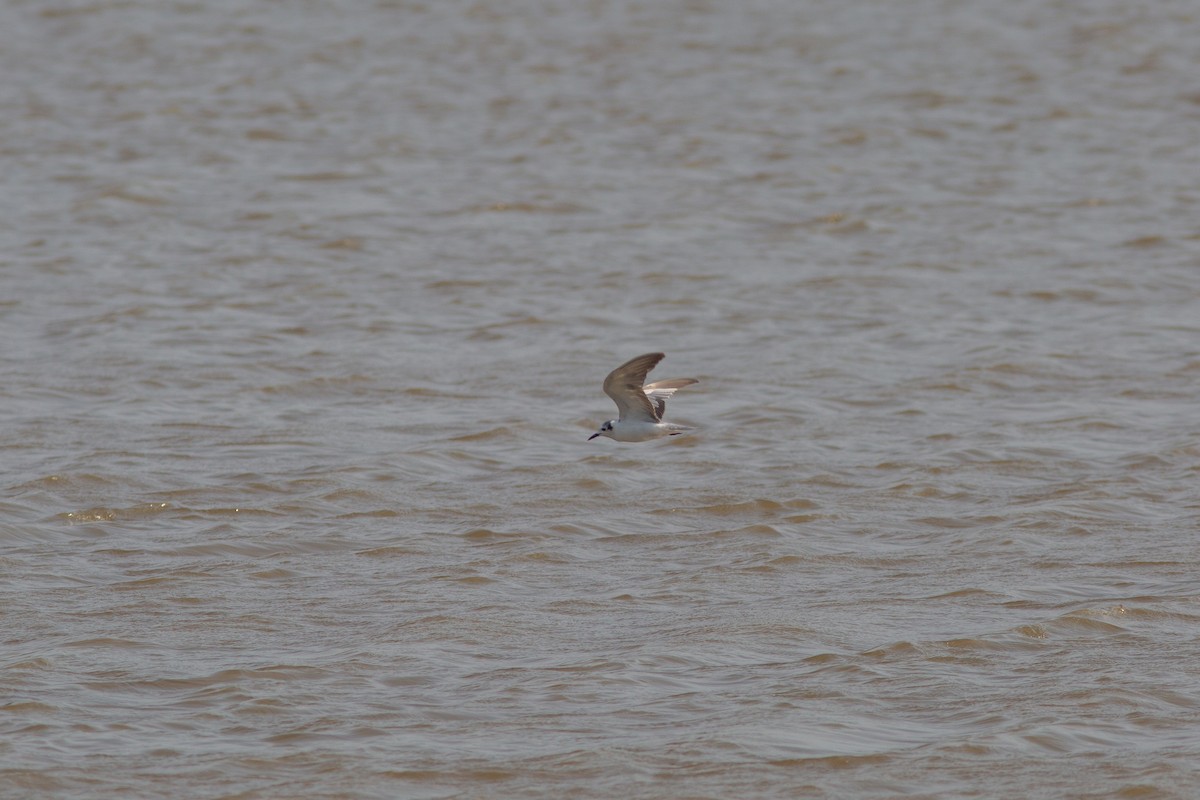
[{"xmin": 588, "ymin": 352, "xmax": 698, "ymax": 442}]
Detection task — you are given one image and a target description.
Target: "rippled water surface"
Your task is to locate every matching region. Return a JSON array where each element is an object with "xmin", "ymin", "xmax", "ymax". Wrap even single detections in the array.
[{"xmin": 3, "ymin": 1, "xmax": 1200, "ymax": 798}]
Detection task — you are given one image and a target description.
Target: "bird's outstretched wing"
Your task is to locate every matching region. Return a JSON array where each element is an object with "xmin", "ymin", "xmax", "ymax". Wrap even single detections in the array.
[
  {"xmin": 643, "ymin": 379, "xmax": 698, "ymax": 421},
  {"xmin": 603, "ymin": 352, "xmax": 664, "ymax": 422}
]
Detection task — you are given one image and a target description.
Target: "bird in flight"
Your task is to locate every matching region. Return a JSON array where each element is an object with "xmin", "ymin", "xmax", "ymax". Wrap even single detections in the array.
[{"xmin": 588, "ymin": 352, "xmax": 698, "ymax": 442}]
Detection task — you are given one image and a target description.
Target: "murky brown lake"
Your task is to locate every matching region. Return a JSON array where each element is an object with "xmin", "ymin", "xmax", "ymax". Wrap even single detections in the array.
[{"xmin": 3, "ymin": 1, "xmax": 1199, "ymax": 797}]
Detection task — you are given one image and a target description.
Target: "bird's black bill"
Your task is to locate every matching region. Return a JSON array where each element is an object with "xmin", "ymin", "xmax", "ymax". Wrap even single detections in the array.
[{"xmin": 588, "ymin": 433, "xmax": 600, "ymax": 440}]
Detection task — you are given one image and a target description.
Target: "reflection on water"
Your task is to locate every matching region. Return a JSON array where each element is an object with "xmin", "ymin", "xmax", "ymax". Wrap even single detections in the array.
[{"xmin": 3, "ymin": 0, "xmax": 1199, "ymax": 797}]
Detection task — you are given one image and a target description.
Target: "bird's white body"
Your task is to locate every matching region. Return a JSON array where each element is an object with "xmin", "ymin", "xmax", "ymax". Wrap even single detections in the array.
[
  {"xmin": 600, "ymin": 419, "xmax": 695, "ymax": 443},
  {"xmin": 589, "ymin": 352, "xmax": 697, "ymax": 443}
]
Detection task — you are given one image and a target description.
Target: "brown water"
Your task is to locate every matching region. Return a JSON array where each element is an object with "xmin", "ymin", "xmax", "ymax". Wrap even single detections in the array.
[{"xmin": 3, "ymin": 1, "xmax": 1200, "ymax": 798}]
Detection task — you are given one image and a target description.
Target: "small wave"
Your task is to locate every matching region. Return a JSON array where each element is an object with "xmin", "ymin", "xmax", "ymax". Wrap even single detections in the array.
[
  {"xmin": 164, "ymin": 541, "xmax": 281, "ymax": 557},
  {"xmin": 707, "ymin": 524, "xmax": 783, "ymax": 538},
  {"xmin": 449, "ymin": 426, "xmax": 514, "ymax": 442},
  {"xmin": 58, "ymin": 502, "xmax": 173, "ymax": 524},
  {"xmin": 62, "ymin": 638, "xmax": 149, "ymax": 649},
  {"xmin": 336, "ymin": 509, "xmax": 402, "ymax": 519},
  {"xmin": 0, "ymin": 701, "xmax": 59, "ymax": 715},
  {"xmin": 655, "ymin": 497, "xmax": 816, "ymax": 517}
]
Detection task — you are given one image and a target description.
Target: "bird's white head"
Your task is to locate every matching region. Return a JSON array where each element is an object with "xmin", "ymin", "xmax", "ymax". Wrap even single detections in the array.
[{"xmin": 588, "ymin": 420, "xmax": 616, "ymax": 441}]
